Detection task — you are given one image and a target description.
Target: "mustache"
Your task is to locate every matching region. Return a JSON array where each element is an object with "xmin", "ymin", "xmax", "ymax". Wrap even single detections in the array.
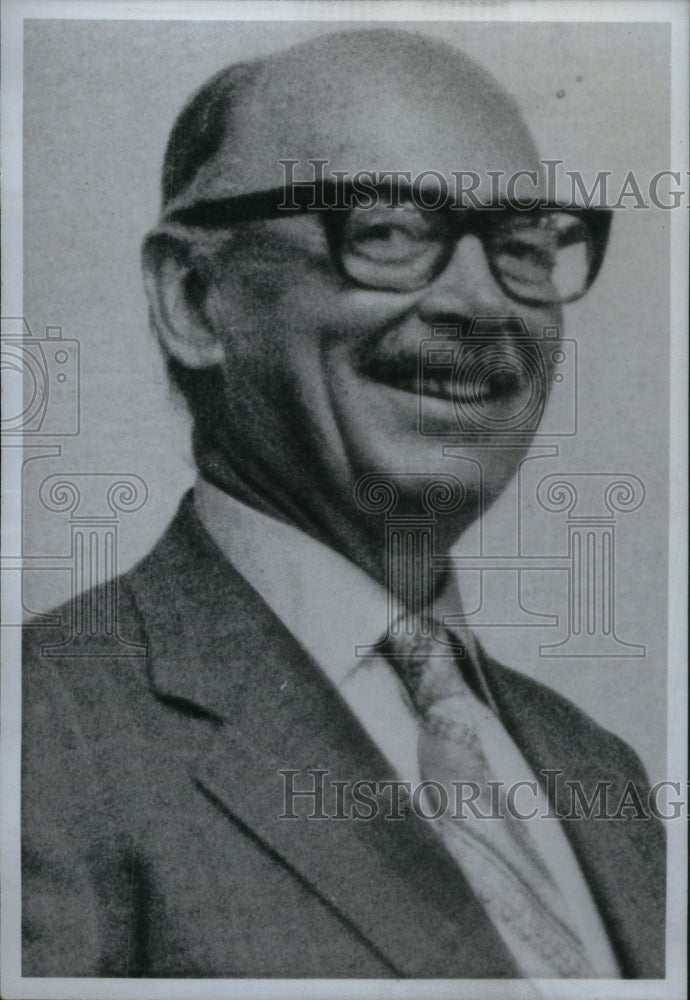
[{"xmin": 355, "ymin": 320, "xmax": 539, "ymax": 397}]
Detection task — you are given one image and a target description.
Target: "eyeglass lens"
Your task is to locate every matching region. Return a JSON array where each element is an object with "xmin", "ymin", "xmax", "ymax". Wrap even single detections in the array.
[{"xmin": 341, "ymin": 203, "xmax": 592, "ymax": 304}]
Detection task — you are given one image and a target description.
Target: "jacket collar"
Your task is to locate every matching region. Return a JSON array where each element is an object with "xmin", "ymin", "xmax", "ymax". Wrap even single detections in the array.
[{"xmin": 481, "ymin": 656, "xmax": 665, "ymax": 978}]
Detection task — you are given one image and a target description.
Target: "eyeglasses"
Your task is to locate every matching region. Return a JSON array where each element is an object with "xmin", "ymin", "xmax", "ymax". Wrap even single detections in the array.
[{"xmin": 165, "ymin": 182, "xmax": 612, "ymax": 306}]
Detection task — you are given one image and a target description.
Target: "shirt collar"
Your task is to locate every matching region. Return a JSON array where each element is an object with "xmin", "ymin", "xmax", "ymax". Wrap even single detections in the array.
[{"xmin": 194, "ymin": 476, "xmax": 475, "ymax": 690}]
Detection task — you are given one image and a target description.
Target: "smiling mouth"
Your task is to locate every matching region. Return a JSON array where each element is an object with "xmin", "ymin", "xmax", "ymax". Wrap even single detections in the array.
[{"xmin": 360, "ymin": 352, "xmax": 529, "ymax": 406}]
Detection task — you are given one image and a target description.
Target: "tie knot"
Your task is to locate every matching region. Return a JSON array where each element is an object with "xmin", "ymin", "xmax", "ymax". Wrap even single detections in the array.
[{"xmin": 383, "ymin": 614, "xmax": 475, "ymax": 714}]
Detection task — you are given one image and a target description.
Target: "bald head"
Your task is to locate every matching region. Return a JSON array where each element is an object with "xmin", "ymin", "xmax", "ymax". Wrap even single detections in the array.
[{"xmin": 161, "ymin": 28, "xmax": 541, "ymax": 216}]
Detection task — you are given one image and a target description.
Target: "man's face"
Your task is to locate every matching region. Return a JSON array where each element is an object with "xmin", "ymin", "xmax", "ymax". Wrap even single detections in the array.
[{"xmin": 189, "ymin": 42, "xmax": 562, "ymax": 552}]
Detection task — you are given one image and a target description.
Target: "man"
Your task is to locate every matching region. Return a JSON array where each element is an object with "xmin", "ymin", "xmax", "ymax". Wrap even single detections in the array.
[{"xmin": 22, "ymin": 28, "xmax": 664, "ymax": 979}]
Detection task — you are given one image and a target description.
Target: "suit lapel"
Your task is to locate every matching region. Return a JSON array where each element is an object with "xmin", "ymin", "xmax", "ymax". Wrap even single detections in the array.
[
  {"xmin": 126, "ymin": 494, "xmax": 518, "ymax": 978},
  {"xmin": 483, "ymin": 654, "xmax": 665, "ymax": 978}
]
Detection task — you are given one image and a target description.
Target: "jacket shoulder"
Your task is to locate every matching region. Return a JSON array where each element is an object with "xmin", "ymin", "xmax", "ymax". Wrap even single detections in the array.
[{"xmin": 482, "ymin": 653, "xmax": 651, "ymax": 786}]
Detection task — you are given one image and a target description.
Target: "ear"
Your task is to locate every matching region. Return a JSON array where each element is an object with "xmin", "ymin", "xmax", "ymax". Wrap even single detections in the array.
[{"xmin": 141, "ymin": 231, "xmax": 226, "ymax": 368}]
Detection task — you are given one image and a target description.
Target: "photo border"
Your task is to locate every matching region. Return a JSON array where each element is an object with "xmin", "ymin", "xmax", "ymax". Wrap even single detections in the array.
[{"xmin": 1, "ymin": 2, "xmax": 687, "ymax": 998}]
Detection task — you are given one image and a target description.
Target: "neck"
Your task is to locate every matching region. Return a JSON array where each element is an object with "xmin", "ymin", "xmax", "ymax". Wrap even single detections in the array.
[
  {"xmin": 198, "ymin": 468, "xmax": 455, "ymax": 607},
  {"xmin": 194, "ymin": 426, "xmax": 466, "ymax": 605}
]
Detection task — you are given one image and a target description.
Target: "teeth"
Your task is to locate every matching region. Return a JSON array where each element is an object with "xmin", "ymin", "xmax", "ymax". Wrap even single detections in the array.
[
  {"xmin": 422, "ymin": 379, "xmax": 488, "ymax": 402},
  {"xmin": 373, "ymin": 366, "xmax": 519, "ymax": 404},
  {"xmin": 424, "ymin": 378, "xmax": 455, "ymax": 400},
  {"xmin": 385, "ymin": 374, "xmax": 492, "ymax": 403}
]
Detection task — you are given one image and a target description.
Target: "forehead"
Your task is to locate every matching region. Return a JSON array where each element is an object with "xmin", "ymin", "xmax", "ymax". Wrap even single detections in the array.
[{"xmin": 169, "ymin": 30, "xmax": 542, "ymax": 210}]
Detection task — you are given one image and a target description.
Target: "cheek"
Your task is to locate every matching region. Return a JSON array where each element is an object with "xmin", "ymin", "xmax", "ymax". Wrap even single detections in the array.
[
  {"xmin": 205, "ymin": 240, "xmax": 430, "ymax": 381},
  {"xmin": 205, "ymin": 264, "xmax": 336, "ymax": 360},
  {"xmin": 524, "ymin": 305, "xmax": 562, "ymax": 387}
]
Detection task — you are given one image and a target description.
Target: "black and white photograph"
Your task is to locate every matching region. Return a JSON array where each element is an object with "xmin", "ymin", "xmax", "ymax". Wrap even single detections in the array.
[{"xmin": 1, "ymin": 2, "xmax": 687, "ymax": 998}]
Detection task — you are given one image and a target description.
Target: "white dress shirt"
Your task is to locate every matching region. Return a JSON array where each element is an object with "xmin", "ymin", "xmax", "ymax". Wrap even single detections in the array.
[{"xmin": 194, "ymin": 477, "xmax": 620, "ymax": 977}]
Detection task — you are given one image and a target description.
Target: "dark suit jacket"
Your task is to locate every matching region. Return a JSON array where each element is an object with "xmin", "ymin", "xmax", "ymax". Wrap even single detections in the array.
[{"xmin": 22, "ymin": 493, "xmax": 665, "ymax": 978}]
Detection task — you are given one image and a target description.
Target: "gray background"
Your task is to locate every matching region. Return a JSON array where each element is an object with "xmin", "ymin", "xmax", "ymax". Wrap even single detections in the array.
[{"xmin": 22, "ymin": 19, "xmax": 670, "ymax": 781}]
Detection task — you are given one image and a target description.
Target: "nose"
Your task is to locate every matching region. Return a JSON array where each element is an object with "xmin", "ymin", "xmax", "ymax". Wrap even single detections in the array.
[{"xmin": 415, "ymin": 234, "xmax": 512, "ymax": 325}]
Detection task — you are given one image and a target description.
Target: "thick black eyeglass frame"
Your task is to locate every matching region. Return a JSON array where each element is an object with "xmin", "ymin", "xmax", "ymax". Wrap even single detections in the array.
[{"xmin": 165, "ymin": 181, "xmax": 613, "ymax": 307}]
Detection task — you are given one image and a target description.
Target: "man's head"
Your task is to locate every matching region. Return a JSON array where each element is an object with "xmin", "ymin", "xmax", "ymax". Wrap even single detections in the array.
[{"xmin": 142, "ymin": 29, "xmax": 606, "ymax": 576}]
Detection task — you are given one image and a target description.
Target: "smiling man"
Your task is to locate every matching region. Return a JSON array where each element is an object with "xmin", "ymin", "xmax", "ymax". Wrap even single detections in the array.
[{"xmin": 22, "ymin": 28, "xmax": 665, "ymax": 980}]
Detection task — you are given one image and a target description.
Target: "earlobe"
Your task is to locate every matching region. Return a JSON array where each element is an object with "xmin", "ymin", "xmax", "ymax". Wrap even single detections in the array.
[{"xmin": 141, "ymin": 233, "xmax": 226, "ymax": 369}]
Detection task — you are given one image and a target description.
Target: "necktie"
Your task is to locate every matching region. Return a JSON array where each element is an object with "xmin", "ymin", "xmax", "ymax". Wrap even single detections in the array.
[{"xmin": 383, "ymin": 615, "xmax": 595, "ymax": 978}]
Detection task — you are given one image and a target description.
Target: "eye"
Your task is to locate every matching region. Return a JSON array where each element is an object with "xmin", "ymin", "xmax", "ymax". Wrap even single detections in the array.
[
  {"xmin": 499, "ymin": 237, "xmax": 557, "ymax": 272},
  {"xmin": 489, "ymin": 217, "xmax": 559, "ymax": 282},
  {"xmin": 351, "ymin": 223, "xmax": 427, "ymax": 262},
  {"xmin": 489, "ymin": 212, "xmax": 592, "ymax": 297},
  {"xmin": 344, "ymin": 204, "xmax": 439, "ymax": 263}
]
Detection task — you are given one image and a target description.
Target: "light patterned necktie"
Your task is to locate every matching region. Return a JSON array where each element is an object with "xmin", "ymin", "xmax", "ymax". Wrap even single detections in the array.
[{"xmin": 383, "ymin": 615, "xmax": 595, "ymax": 978}]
